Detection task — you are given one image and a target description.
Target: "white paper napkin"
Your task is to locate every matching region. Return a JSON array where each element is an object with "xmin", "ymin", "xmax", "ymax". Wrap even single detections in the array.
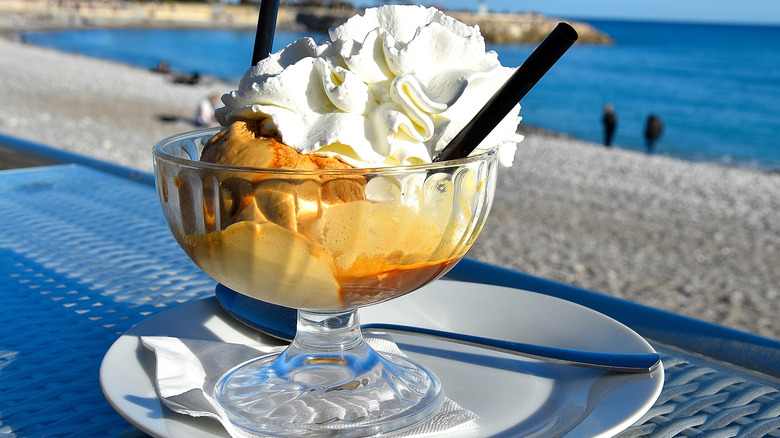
[{"xmin": 141, "ymin": 335, "xmax": 478, "ymax": 438}]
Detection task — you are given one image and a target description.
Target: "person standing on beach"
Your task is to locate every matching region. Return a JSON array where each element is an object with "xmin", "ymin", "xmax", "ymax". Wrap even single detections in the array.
[
  {"xmin": 644, "ymin": 114, "xmax": 663, "ymax": 153},
  {"xmin": 602, "ymin": 104, "xmax": 617, "ymax": 147}
]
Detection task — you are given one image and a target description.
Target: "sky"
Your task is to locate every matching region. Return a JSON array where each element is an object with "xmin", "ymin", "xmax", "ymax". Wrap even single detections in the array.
[{"xmin": 402, "ymin": 0, "xmax": 780, "ymax": 25}]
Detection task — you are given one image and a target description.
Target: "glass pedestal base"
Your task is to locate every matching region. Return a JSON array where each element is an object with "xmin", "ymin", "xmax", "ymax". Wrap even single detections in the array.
[{"xmin": 214, "ymin": 310, "xmax": 443, "ymax": 437}]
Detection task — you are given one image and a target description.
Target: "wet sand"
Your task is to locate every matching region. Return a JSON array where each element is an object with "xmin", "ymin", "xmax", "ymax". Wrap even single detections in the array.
[{"xmin": 1, "ymin": 31, "xmax": 778, "ymax": 341}]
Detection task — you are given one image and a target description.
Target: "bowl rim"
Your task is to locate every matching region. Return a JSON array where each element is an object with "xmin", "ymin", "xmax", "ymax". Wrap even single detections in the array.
[{"xmin": 153, "ymin": 127, "xmax": 499, "ymax": 176}]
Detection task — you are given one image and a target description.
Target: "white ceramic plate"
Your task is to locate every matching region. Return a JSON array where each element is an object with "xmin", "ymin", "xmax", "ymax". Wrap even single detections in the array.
[{"xmin": 101, "ymin": 280, "xmax": 663, "ymax": 437}]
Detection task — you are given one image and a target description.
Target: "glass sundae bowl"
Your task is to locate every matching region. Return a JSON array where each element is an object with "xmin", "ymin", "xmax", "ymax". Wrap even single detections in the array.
[{"xmin": 153, "ymin": 127, "xmax": 499, "ymax": 436}]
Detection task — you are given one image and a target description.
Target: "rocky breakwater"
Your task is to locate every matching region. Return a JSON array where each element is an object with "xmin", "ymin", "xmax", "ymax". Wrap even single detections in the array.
[
  {"xmin": 448, "ymin": 11, "xmax": 612, "ymax": 44},
  {"xmin": 0, "ymin": 1, "xmax": 611, "ymax": 45},
  {"xmin": 293, "ymin": 7, "xmax": 612, "ymax": 45}
]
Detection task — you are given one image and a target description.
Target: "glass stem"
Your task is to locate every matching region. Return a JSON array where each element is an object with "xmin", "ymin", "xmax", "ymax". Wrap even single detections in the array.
[{"xmin": 292, "ymin": 309, "xmax": 365, "ymax": 354}]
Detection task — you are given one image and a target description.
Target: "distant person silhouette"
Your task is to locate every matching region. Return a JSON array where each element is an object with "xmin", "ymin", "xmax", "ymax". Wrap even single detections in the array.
[
  {"xmin": 153, "ymin": 60, "xmax": 170, "ymax": 74},
  {"xmin": 602, "ymin": 104, "xmax": 617, "ymax": 147},
  {"xmin": 194, "ymin": 93, "xmax": 221, "ymax": 127},
  {"xmin": 644, "ymin": 114, "xmax": 663, "ymax": 153}
]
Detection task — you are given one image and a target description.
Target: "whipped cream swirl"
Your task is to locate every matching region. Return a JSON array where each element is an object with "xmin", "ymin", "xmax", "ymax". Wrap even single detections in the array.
[{"xmin": 216, "ymin": 5, "xmax": 522, "ymax": 167}]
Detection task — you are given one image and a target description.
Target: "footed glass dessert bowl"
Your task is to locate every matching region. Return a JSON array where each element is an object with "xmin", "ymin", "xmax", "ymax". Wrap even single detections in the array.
[{"xmin": 153, "ymin": 128, "xmax": 499, "ymax": 437}]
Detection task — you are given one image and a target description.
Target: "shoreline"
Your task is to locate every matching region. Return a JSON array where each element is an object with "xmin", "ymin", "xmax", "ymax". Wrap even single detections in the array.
[
  {"xmin": 7, "ymin": 21, "xmax": 778, "ymax": 174},
  {"xmin": 0, "ymin": 21, "xmax": 778, "ymax": 341}
]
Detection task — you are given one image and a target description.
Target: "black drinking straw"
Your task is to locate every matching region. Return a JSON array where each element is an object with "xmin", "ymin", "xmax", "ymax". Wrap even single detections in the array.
[
  {"xmin": 251, "ymin": 0, "xmax": 280, "ymax": 65},
  {"xmin": 433, "ymin": 22, "xmax": 579, "ymax": 162}
]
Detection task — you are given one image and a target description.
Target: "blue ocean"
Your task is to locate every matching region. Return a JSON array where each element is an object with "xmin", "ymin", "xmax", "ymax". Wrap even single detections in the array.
[{"xmin": 22, "ymin": 19, "xmax": 780, "ymax": 170}]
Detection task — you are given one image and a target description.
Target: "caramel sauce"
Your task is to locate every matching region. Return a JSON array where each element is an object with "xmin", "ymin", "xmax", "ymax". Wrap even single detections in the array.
[{"xmin": 338, "ymin": 257, "xmax": 461, "ymax": 307}]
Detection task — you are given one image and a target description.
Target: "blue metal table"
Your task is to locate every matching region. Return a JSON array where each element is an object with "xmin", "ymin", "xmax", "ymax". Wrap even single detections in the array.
[{"xmin": 1, "ymin": 134, "xmax": 779, "ymax": 437}]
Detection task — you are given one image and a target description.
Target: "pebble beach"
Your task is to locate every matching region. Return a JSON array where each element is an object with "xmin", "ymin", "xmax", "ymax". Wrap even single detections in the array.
[{"xmin": 1, "ymin": 27, "xmax": 778, "ymax": 341}]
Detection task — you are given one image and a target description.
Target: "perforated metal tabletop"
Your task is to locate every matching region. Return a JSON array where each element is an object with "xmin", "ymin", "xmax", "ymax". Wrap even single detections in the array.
[
  {"xmin": 1, "ymin": 157, "xmax": 779, "ymax": 437},
  {"xmin": 0, "ymin": 164, "xmax": 215, "ymax": 437}
]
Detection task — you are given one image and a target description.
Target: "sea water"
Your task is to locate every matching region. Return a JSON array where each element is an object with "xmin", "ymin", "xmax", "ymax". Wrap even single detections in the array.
[
  {"xmin": 21, "ymin": 20, "xmax": 780, "ymax": 170},
  {"xmin": 498, "ymin": 20, "xmax": 780, "ymax": 170}
]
